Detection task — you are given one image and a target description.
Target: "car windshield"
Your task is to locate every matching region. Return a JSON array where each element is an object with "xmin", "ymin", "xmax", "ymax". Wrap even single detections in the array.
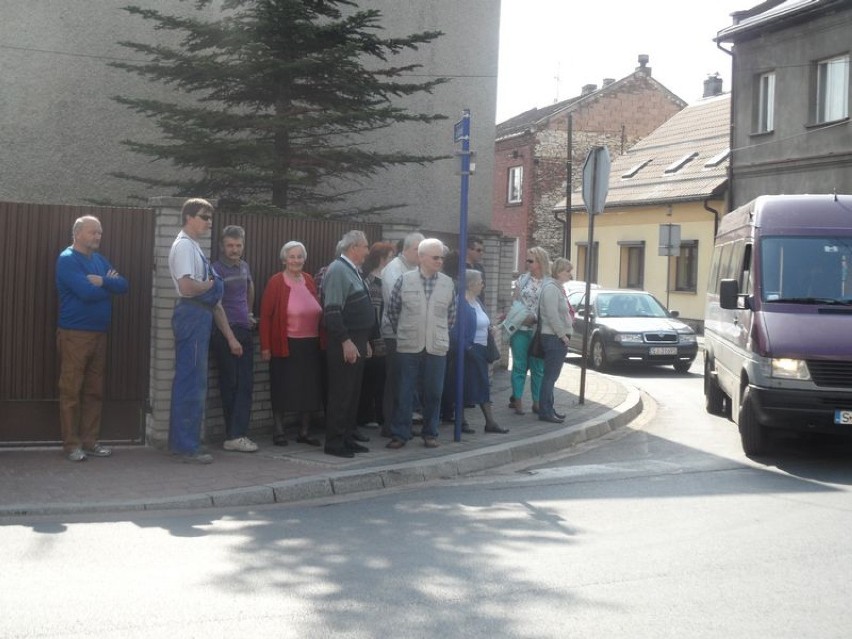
[
  {"xmin": 595, "ymin": 293, "xmax": 668, "ymax": 318},
  {"xmin": 761, "ymin": 236, "xmax": 852, "ymax": 304}
]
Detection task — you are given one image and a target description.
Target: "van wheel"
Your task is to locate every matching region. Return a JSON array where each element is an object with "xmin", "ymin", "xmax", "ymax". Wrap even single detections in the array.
[
  {"xmin": 704, "ymin": 359, "xmax": 725, "ymax": 415},
  {"xmin": 590, "ymin": 337, "xmax": 608, "ymax": 371},
  {"xmin": 674, "ymin": 359, "xmax": 693, "ymax": 374},
  {"xmin": 739, "ymin": 386, "xmax": 767, "ymax": 456}
]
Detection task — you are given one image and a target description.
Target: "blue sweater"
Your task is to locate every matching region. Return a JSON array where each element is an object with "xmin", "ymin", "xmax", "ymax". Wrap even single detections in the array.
[{"xmin": 56, "ymin": 247, "xmax": 128, "ymax": 332}]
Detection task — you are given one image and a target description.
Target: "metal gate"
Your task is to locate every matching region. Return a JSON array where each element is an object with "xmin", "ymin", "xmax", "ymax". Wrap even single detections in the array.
[{"xmin": 0, "ymin": 202, "xmax": 154, "ymax": 445}]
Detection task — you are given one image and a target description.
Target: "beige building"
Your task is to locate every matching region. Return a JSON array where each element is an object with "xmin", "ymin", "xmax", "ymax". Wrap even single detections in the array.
[
  {"xmin": 0, "ymin": 1, "xmax": 499, "ymax": 233},
  {"xmin": 556, "ymin": 88, "xmax": 730, "ymax": 328}
]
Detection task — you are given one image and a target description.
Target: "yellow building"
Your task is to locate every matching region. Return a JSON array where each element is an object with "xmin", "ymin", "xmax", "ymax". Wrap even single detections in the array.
[{"xmin": 556, "ymin": 91, "xmax": 730, "ymax": 328}]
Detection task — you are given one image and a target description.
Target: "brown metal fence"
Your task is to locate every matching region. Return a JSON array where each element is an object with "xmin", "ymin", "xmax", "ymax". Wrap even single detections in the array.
[{"xmin": 0, "ymin": 201, "xmax": 154, "ymax": 445}]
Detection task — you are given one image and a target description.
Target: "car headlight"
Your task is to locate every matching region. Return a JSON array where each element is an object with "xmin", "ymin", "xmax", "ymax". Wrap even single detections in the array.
[
  {"xmin": 771, "ymin": 358, "xmax": 811, "ymax": 380},
  {"xmin": 678, "ymin": 333, "xmax": 697, "ymax": 344},
  {"xmin": 615, "ymin": 333, "xmax": 643, "ymax": 344}
]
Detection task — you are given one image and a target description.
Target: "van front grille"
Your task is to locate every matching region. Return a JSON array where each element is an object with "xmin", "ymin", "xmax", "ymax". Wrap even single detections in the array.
[{"xmin": 807, "ymin": 360, "xmax": 852, "ymax": 388}]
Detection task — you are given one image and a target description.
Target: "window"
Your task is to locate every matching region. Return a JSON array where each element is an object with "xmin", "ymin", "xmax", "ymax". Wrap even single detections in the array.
[
  {"xmin": 507, "ymin": 166, "xmax": 523, "ymax": 203},
  {"xmin": 756, "ymin": 71, "xmax": 775, "ymax": 132},
  {"xmin": 575, "ymin": 242, "xmax": 599, "ymax": 283},
  {"xmin": 618, "ymin": 241, "xmax": 644, "ymax": 289},
  {"xmin": 664, "ymin": 152, "xmax": 699, "ymax": 174},
  {"xmin": 815, "ymin": 55, "xmax": 849, "ymax": 123},
  {"xmin": 674, "ymin": 240, "xmax": 698, "ymax": 292}
]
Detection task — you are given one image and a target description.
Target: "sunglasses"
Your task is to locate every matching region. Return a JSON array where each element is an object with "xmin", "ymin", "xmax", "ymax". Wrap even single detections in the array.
[
  {"xmin": 473, "ymin": 248, "xmax": 484, "ymax": 253},
  {"xmin": 197, "ymin": 214, "xmax": 213, "ymax": 221},
  {"xmin": 430, "ymin": 255, "xmax": 445, "ymax": 261},
  {"xmin": 526, "ymin": 259, "xmax": 536, "ymax": 264}
]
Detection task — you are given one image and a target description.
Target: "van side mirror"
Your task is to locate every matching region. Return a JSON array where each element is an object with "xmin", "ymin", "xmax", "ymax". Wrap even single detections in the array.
[{"xmin": 719, "ymin": 279, "xmax": 739, "ymax": 309}]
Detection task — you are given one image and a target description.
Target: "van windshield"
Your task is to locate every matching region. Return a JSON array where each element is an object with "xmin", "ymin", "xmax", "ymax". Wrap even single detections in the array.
[{"xmin": 761, "ymin": 236, "xmax": 852, "ymax": 303}]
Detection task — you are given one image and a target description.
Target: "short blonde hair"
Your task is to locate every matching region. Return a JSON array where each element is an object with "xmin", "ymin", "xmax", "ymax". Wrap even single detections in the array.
[{"xmin": 552, "ymin": 257, "xmax": 573, "ymax": 278}]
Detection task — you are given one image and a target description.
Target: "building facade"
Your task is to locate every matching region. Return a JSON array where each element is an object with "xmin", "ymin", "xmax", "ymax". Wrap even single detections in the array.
[
  {"xmin": 0, "ymin": 1, "xmax": 499, "ymax": 233},
  {"xmin": 715, "ymin": 0, "xmax": 852, "ymax": 207},
  {"xmin": 493, "ymin": 56, "xmax": 686, "ymax": 270}
]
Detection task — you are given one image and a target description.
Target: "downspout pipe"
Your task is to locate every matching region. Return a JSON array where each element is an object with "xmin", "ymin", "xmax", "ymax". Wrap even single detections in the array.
[
  {"xmin": 704, "ymin": 198, "xmax": 720, "ymax": 237},
  {"xmin": 716, "ymin": 37, "xmax": 735, "ymax": 209}
]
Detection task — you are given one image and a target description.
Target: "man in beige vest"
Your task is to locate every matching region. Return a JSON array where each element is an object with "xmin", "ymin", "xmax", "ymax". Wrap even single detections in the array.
[{"xmin": 385, "ymin": 238, "xmax": 456, "ymax": 449}]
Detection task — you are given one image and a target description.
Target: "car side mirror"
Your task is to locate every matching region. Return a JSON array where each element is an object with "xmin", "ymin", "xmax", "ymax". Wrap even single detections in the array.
[{"xmin": 668, "ymin": 310, "xmax": 680, "ymax": 318}]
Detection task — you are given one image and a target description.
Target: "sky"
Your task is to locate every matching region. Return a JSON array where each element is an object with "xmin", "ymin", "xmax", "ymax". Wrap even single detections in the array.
[{"xmin": 496, "ymin": 0, "xmax": 750, "ymax": 123}]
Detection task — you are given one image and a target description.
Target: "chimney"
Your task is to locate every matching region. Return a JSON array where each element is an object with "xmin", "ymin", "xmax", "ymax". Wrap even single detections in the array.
[
  {"xmin": 581, "ymin": 83, "xmax": 598, "ymax": 96},
  {"xmin": 602, "ymin": 78, "xmax": 615, "ymax": 87},
  {"xmin": 635, "ymin": 54, "xmax": 651, "ymax": 76},
  {"xmin": 703, "ymin": 73, "xmax": 723, "ymax": 97}
]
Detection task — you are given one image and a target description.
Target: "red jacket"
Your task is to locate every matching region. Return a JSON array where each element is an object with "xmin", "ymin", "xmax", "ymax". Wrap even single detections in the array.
[{"xmin": 259, "ymin": 272, "xmax": 323, "ymax": 357}]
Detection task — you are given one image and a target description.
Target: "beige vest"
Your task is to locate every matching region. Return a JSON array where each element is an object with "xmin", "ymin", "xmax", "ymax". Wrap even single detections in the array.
[{"xmin": 396, "ymin": 270, "xmax": 454, "ymax": 355}]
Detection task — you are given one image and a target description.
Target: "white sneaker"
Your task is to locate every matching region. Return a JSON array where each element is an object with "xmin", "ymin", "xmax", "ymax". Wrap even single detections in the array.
[{"xmin": 223, "ymin": 437, "xmax": 258, "ymax": 453}]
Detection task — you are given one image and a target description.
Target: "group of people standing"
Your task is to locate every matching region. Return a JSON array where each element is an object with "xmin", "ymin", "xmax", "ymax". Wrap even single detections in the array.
[{"xmin": 55, "ymin": 198, "xmax": 574, "ymax": 464}]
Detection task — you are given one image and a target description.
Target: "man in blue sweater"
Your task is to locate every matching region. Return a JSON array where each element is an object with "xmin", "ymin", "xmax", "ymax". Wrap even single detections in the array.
[{"xmin": 55, "ymin": 216, "xmax": 128, "ymax": 462}]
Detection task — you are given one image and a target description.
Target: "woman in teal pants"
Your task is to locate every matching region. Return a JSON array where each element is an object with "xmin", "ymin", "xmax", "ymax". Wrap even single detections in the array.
[{"xmin": 508, "ymin": 246, "xmax": 550, "ymax": 415}]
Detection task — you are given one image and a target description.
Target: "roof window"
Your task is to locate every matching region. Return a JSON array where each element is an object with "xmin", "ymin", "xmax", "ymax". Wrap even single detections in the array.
[
  {"xmin": 621, "ymin": 158, "xmax": 653, "ymax": 179},
  {"xmin": 704, "ymin": 149, "xmax": 730, "ymax": 168},
  {"xmin": 664, "ymin": 152, "xmax": 699, "ymax": 174}
]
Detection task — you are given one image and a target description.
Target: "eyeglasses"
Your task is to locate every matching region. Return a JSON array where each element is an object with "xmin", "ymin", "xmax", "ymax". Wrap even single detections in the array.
[
  {"xmin": 526, "ymin": 259, "xmax": 536, "ymax": 264},
  {"xmin": 473, "ymin": 248, "xmax": 484, "ymax": 253},
  {"xmin": 197, "ymin": 214, "xmax": 213, "ymax": 221},
  {"xmin": 430, "ymin": 255, "xmax": 445, "ymax": 261}
]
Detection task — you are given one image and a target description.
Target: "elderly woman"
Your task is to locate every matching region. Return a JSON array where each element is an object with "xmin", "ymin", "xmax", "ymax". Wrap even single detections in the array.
[
  {"xmin": 259, "ymin": 241, "xmax": 323, "ymax": 447},
  {"xmin": 537, "ymin": 257, "xmax": 575, "ymax": 424},
  {"xmin": 357, "ymin": 241, "xmax": 396, "ymax": 430},
  {"xmin": 508, "ymin": 246, "xmax": 551, "ymax": 415},
  {"xmin": 456, "ymin": 270, "xmax": 509, "ymax": 434}
]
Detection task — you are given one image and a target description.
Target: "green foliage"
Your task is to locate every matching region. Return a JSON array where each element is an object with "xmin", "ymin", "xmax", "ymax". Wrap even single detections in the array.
[{"xmin": 110, "ymin": 0, "xmax": 449, "ymax": 216}]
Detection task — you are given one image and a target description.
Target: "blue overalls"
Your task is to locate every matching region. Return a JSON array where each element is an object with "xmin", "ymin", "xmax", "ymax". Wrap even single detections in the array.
[{"xmin": 169, "ymin": 275, "xmax": 224, "ymax": 455}]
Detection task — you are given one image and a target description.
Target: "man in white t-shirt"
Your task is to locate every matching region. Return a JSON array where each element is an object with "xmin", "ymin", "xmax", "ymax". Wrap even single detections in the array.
[{"xmin": 168, "ymin": 198, "xmax": 242, "ymax": 464}]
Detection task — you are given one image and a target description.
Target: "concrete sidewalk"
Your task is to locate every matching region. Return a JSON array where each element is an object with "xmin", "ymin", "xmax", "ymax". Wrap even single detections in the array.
[{"xmin": 0, "ymin": 362, "xmax": 642, "ymax": 518}]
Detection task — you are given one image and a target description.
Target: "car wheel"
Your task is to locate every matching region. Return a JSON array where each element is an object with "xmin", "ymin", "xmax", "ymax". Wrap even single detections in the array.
[
  {"xmin": 704, "ymin": 358, "xmax": 725, "ymax": 415},
  {"xmin": 590, "ymin": 336, "xmax": 607, "ymax": 371},
  {"xmin": 673, "ymin": 359, "xmax": 693, "ymax": 374},
  {"xmin": 738, "ymin": 386, "xmax": 767, "ymax": 456}
]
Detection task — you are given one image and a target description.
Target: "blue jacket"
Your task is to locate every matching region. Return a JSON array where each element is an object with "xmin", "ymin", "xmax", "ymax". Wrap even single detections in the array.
[{"xmin": 56, "ymin": 247, "xmax": 128, "ymax": 332}]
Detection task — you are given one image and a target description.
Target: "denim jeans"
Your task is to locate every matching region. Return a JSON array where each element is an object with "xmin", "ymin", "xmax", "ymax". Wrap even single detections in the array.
[
  {"xmin": 392, "ymin": 350, "xmax": 446, "ymax": 441},
  {"xmin": 169, "ymin": 301, "xmax": 214, "ymax": 455},
  {"xmin": 211, "ymin": 325, "xmax": 254, "ymax": 440},
  {"xmin": 539, "ymin": 334, "xmax": 568, "ymax": 419}
]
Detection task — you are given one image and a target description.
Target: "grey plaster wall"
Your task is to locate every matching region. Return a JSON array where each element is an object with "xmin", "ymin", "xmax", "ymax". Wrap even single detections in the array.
[
  {"xmin": 0, "ymin": 1, "xmax": 499, "ymax": 232},
  {"xmin": 729, "ymin": 7, "xmax": 852, "ymax": 205}
]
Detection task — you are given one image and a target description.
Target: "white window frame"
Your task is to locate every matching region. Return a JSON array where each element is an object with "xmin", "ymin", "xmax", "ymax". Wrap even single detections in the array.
[
  {"xmin": 816, "ymin": 54, "xmax": 849, "ymax": 123},
  {"xmin": 507, "ymin": 166, "xmax": 523, "ymax": 204},
  {"xmin": 757, "ymin": 71, "xmax": 775, "ymax": 132}
]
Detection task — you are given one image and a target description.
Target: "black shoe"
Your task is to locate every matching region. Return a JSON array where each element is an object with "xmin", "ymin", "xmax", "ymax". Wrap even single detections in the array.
[
  {"xmin": 344, "ymin": 440, "xmax": 369, "ymax": 453},
  {"xmin": 539, "ymin": 414, "xmax": 564, "ymax": 424},
  {"xmin": 351, "ymin": 431, "xmax": 370, "ymax": 443},
  {"xmin": 273, "ymin": 435, "xmax": 288, "ymax": 446},
  {"xmin": 554, "ymin": 411, "xmax": 566, "ymax": 420},
  {"xmin": 461, "ymin": 423, "xmax": 475, "ymax": 434},
  {"xmin": 484, "ymin": 424, "xmax": 509, "ymax": 434},
  {"xmin": 296, "ymin": 434, "xmax": 322, "ymax": 447},
  {"xmin": 324, "ymin": 446, "xmax": 354, "ymax": 458}
]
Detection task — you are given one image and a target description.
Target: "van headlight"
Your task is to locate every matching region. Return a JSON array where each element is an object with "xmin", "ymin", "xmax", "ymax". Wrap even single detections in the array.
[{"xmin": 771, "ymin": 358, "xmax": 811, "ymax": 380}]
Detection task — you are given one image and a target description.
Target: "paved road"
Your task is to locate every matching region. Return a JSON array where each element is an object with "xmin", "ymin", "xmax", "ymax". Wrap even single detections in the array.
[{"xmin": 4, "ymin": 354, "xmax": 852, "ymax": 638}]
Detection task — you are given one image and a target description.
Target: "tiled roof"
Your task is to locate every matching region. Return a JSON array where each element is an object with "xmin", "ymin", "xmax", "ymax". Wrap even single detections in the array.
[
  {"xmin": 558, "ymin": 93, "xmax": 730, "ymax": 211},
  {"xmin": 496, "ymin": 71, "xmax": 684, "ymax": 142}
]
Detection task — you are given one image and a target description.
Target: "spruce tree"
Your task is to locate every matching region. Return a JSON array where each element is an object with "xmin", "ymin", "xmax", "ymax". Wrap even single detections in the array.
[{"xmin": 110, "ymin": 0, "xmax": 448, "ymax": 216}]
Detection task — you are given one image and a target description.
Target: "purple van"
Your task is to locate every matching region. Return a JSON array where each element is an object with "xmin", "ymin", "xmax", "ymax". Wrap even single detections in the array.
[{"xmin": 704, "ymin": 194, "xmax": 852, "ymax": 455}]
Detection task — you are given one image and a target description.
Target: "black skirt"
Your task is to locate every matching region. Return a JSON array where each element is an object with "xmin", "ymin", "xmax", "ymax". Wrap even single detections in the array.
[
  {"xmin": 464, "ymin": 343, "xmax": 491, "ymax": 405},
  {"xmin": 269, "ymin": 337, "xmax": 322, "ymax": 413}
]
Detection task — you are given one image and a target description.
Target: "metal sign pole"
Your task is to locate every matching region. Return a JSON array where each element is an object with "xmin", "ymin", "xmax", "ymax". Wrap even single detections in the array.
[{"xmin": 453, "ymin": 110, "xmax": 471, "ymax": 443}]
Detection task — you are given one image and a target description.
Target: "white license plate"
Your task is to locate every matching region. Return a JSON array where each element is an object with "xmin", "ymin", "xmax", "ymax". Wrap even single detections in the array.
[
  {"xmin": 834, "ymin": 410, "xmax": 852, "ymax": 425},
  {"xmin": 649, "ymin": 346, "xmax": 677, "ymax": 355}
]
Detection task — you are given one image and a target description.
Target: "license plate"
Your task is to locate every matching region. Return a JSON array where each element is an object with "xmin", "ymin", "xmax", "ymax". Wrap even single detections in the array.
[
  {"xmin": 649, "ymin": 346, "xmax": 677, "ymax": 355},
  {"xmin": 834, "ymin": 410, "xmax": 852, "ymax": 425}
]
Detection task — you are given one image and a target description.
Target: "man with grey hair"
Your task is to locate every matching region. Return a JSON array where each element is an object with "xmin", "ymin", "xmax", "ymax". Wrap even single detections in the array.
[
  {"xmin": 211, "ymin": 225, "xmax": 257, "ymax": 453},
  {"xmin": 321, "ymin": 230, "xmax": 375, "ymax": 458},
  {"xmin": 379, "ymin": 231, "xmax": 424, "ymax": 437},
  {"xmin": 55, "ymin": 215, "xmax": 128, "ymax": 461},
  {"xmin": 385, "ymin": 238, "xmax": 456, "ymax": 449}
]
